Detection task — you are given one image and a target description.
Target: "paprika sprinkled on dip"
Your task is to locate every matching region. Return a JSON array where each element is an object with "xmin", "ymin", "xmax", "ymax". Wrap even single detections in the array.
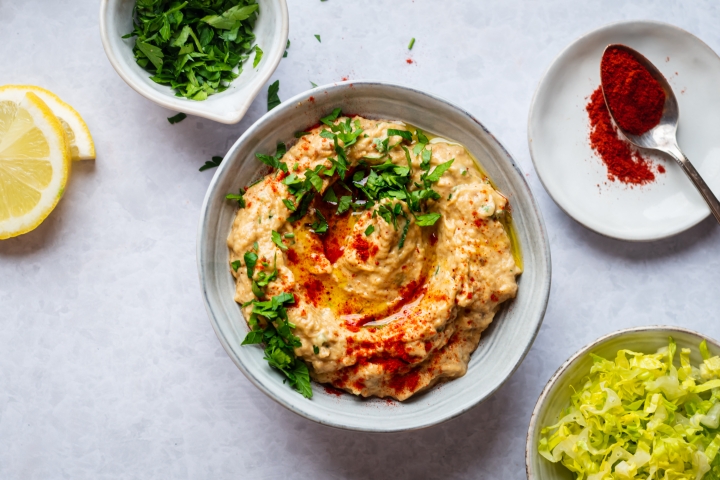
[{"xmin": 227, "ymin": 110, "xmax": 521, "ymax": 401}]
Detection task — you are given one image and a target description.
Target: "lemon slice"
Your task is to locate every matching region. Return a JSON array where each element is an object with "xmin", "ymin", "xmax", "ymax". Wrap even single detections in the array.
[
  {"xmin": 1, "ymin": 85, "xmax": 95, "ymax": 161},
  {"xmin": 0, "ymin": 89, "xmax": 70, "ymax": 239}
]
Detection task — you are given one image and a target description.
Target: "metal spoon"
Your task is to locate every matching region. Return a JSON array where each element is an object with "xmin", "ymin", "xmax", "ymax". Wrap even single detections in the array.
[{"xmin": 600, "ymin": 44, "xmax": 720, "ymax": 224}]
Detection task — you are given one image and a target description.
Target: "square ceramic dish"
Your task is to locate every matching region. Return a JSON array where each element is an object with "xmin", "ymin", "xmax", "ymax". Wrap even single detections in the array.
[
  {"xmin": 99, "ymin": 0, "xmax": 288, "ymax": 124},
  {"xmin": 197, "ymin": 81, "xmax": 551, "ymax": 431}
]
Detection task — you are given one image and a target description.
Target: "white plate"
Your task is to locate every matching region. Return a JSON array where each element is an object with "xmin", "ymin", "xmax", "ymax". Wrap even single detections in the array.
[
  {"xmin": 197, "ymin": 82, "xmax": 551, "ymax": 432},
  {"xmin": 529, "ymin": 21, "xmax": 720, "ymax": 241}
]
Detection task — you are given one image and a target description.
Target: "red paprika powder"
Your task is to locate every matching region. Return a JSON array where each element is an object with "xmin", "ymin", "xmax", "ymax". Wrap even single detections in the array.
[
  {"xmin": 585, "ymin": 46, "xmax": 667, "ymax": 186},
  {"xmin": 586, "ymin": 88, "xmax": 657, "ymax": 185},
  {"xmin": 600, "ymin": 46, "xmax": 666, "ymax": 135}
]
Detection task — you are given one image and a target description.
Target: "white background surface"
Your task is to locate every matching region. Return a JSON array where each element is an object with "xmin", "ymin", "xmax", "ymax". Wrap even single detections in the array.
[{"xmin": 1, "ymin": 1, "xmax": 720, "ymax": 479}]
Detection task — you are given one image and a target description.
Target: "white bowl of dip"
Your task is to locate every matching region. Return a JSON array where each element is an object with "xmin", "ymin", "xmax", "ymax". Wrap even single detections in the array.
[
  {"xmin": 99, "ymin": 0, "xmax": 288, "ymax": 124},
  {"xmin": 198, "ymin": 81, "xmax": 552, "ymax": 431}
]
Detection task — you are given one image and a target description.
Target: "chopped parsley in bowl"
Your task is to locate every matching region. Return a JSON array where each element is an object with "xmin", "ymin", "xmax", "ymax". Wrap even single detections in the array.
[{"xmin": 100, "ymin": 0, "xmax": 288, "ymax": 123}]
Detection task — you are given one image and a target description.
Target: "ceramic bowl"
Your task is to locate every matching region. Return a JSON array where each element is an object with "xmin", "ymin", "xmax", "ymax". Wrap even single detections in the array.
[
  {"xmin": 99, "ymin": 0, "xmax": 288, "ymax": 124},
  {"xmin": 197, "ymin": 81, "xmax": 552, "ymax": 432},
  {"xmin": 526, "ymin": 325, "xmax": 720, "ymax": 479}
]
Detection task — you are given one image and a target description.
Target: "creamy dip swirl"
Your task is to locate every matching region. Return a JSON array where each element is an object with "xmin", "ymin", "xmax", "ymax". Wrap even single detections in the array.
[{"xmin": 228, "ymin": 117, "xmax": 521, "ymax": 400}]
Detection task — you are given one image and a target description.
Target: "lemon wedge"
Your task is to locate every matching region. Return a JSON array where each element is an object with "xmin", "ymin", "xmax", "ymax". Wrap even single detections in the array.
[
  {"xmin": 1, "ymin": 85, "xmax": 95, "ymax": 161},
  {"xmin": 0, "ymin": 88, "xmax": 70, "ymax": 239}
]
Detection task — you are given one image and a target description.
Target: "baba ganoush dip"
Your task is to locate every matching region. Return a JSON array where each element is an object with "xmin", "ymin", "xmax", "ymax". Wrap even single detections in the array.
[{"xmin": 227, "ymin": 112, "xmax": 521, "ymax": 401}]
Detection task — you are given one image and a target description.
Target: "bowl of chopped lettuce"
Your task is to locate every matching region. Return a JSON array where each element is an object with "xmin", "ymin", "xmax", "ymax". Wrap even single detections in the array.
[
  {"xmin": 527, "ymin": 326, "xmax": 720, "ymax": 480},
  {"xmin": 100, "ymin": 0, "xmax": 288, "ymax": 124}
]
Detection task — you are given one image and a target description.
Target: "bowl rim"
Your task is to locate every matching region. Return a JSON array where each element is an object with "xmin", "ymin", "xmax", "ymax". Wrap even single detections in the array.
[
  {"xmin": 98, "ymin": 0, "xmax": 289, "ymax": 124},
  {"xmin": 525, "ymin": 324, "xmax": 720, "ymax": 478},
  {"xmin": 527, "ymin": 19, "xmax": 720, "ymax": 242},
  {"xmin": 197, "ymin": 80, "xmax": 552, "ymax": 432}
]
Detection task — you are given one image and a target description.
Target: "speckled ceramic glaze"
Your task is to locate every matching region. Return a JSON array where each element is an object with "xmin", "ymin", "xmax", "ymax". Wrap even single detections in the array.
[
  {"xmin": 99, "ymin": 0, "xmax": 288, "ymax": 124},
  {"xmin": 526, "ymin": 326, "xmax": 720, "ymax": 479},
  {"xmin": 197, "ymin": 82, "xmax": 551, "ymax": 432}
]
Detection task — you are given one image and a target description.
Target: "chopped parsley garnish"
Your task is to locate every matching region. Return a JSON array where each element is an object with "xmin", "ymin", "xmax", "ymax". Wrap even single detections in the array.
[
  {"xmin": 267, "ymin": 80, "xmax": 281, "ymax": 111},
  {"xmin": 309, "ymin": 210, "xmax": 328, "ymax": 234},
  {"xmin": 226, "ymin": 189, "xmax": 246, "ymax": 208},
  {"xmin": 253, "ymin": 45, "xmax": 263, "ymax": 68},
  {"xmin": 243, "ymin": 251, "xmax": 258, "ymax": 278},
  {"xmin": 310, "ymin": 81, "xmax": 318, "ymax": 88},
  {"xmin": 283, "ymin": 39, "xmax": 290, "ymax": 58},
  {"xmin": 415, "ymin": 212, "xmax": 441, "ymax": 226},
  {"xmin": 199, "ymin": 155, "xmax": 223, "ymax": 171},
  {"xmin": 313, "ymin": 345, "xmax": 319, "ymax": 354},
  {"xmin": 249, "ymin": 110, "xmax": 453, "ymax": 249},
  {"xmin": 364, "ymin": 225, "xmax": 375, "ymax": 236},
  {"xmin": 123, "ymin": 1, "xmax": 260, "ymax": 101},
  {"xmin": 231, "ymin": 260, "xmax": 241, "ymax": 271},
  {"xmin": 408, "ymin": 37, "xmax": 415, "ymax": 50},
  {"xmin": 323, "ymin": 188, "xmax": 338, "ymax": 204},
  {"xmin": 241, "ymin": 292, "xmax": 312, "ymax": 398},
  {"xmin": 271, "ymin": 230, "xmax": 288, "ymax": 250},
  {"xmin": 314, "ymin": 34, "xmax": 321, "ymax": 42},
  {"xmin": 256, "ymin": 142, "xmax": 287, "ymax": 171},
  {"xmin": 337, "ymin": 195, "xmax": 352, "ymax": 214},
  {"xmin": 167, "ymin": 112, "xmax": 187, "ymax": 124}
]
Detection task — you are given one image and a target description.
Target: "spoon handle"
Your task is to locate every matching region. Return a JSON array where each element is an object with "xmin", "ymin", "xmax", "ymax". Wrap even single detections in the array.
[{"xmin": 667, "ymin": 148, "xmax": 720, "ymax": 224}]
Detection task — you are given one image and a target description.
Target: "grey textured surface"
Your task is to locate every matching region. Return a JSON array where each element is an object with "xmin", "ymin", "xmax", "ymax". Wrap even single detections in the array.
[{"xmin": 1, "ymin": 0, "xmax": 719, "ymax": 479}]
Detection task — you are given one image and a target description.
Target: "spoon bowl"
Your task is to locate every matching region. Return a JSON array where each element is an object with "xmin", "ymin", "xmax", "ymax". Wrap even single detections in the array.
[{"xmin": 600, "ymin": 44, "xmax": 720, "ymax": 224}]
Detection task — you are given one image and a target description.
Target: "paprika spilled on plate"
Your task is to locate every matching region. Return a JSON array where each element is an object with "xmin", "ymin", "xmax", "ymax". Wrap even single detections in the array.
[{"xmin": 586, "ymin": 46, "xmax": 667, "ymax": 185}]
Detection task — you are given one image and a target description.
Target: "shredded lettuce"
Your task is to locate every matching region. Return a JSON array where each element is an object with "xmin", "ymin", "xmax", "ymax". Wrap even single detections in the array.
[{"xmin": 539, "ymin": 337, "xmax": 720, "ymax": 479}]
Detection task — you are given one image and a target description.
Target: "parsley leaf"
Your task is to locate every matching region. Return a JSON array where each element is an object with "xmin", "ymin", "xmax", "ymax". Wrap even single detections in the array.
[
  {"xmin": 310, "ymin": 81, "xmax": 318, "ymax": 88},
  {"xmin": 244, "ymin": 252, "xmax": 258, "ymax": 279},
  {"xmin": 387, "ymin": 129, "xmax": 412, "ymax": 143},
  {"xmin": 323, "ymin": 188, "xmax": 338, "ymax": 203},
  {"xmin": 423, "ymin": 159, "xmax": 454, "ymax": 184},
  {"xmin": 415, "ymin": 212, "xmax": 441, "ymax": 226},
  {"xmin": 314, "ymin": 34, "xmax": 321, "ymax": 42},
  {"xmin": 199, "ymin": 155, "xmax": 223, "ymax": 171},
  {"xmin": 415, "ymin": 129, "xmax": 429, "ymax": 144},
  {"xmin": 167, "ymin": 112, "xmax": 187, "ymax": 124},
  {"xmin": 313, "ymin": 345, "xmax": 319, "ymax": 354},
  {"xmin": 271, "ymin": 230, "xmax": 288, "ymax": 251},
  {"xmin": 320, "ymin": 108, "xmax": 342, "ymax": 126},
  {"xmin": 253, "ymin": 45, "xmax": 263, "ymax": 68},
  {"xmin": 231, "ymin": 260, "xmax": 241, "ymax": 272},
  {"xmin": 309, "ymin": 210, "xmax": 328, "ymax": 234},
  {"xmin": 226, "ymin": 189, "xmax": 246, "ymax": 208},
  {"xmin": 283, "ymin": 39, "xmax": 290, "ymax": 58},
  {"xmin": 267, "ymin": 80, "xmax": 281, "ymax": 111},
  {"xmin": 282, "ymin": 199, "xmax": 297, "ymax": 211},
  {"xmin": 364, "ymin": 225, "xmax": 375, "ymax": 236},
  {"xmin": 337, "ymin": 195, "xmax": 352, "ymax": 214}
]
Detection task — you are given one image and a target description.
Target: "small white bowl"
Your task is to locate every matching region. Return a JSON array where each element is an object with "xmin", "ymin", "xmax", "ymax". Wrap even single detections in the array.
[
  {"xmin": 526, "ymin": 325, "xmax": 720, "ymax": 479},
  {"xmin": 99, "ymin": 0, "xmax": 288, "ymax": 124},
  {"xmin": 197, "ymin": 81, "xmax": 551, "ymax": 432}
]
